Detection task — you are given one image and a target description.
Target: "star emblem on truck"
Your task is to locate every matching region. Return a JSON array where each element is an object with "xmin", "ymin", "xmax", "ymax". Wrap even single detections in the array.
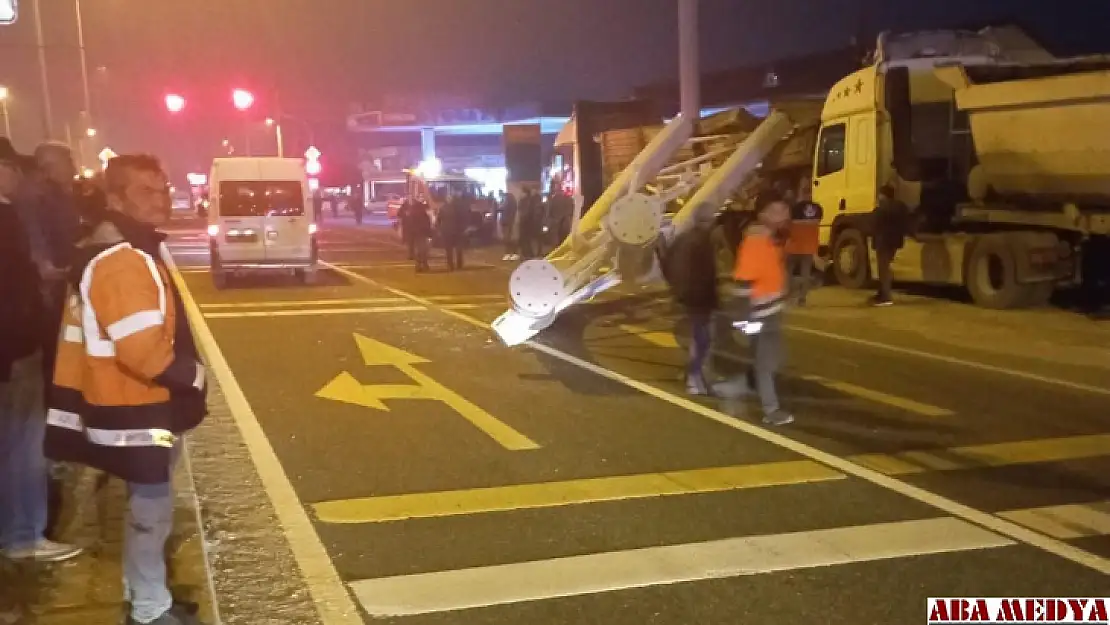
[{"xmin": 855, "ymin": 78, "xmax": 864, "ymax": 93}]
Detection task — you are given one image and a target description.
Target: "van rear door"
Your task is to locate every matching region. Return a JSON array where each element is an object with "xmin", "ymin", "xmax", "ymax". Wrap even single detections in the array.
[
  {"xmin": 215, "ymin": 180, "xmax": 267, "ymax": 265},
  {"xmin": 262, "ymin": 180, "xmax": 313, "ymax": 264}
]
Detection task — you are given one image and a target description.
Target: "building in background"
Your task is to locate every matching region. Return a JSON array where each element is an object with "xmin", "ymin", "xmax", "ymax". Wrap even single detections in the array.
[{"xmin": 347, "ymin": 95, "xmax": 569, "ymax": 204}]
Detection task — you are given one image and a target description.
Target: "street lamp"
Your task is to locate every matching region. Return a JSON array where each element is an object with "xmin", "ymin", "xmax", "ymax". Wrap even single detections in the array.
[
  {"xmin": 265, "ymin": 117, "xmax": 285, "ymax": 158},
  {"xmin": 231, "ymin": 89, "xmax": 254, "ymax": 155},
  {"xmin": 231, "ymin": 88, "xmax": 254, "ymax": 111},
  {"xmin": 165, "ymin": 93, "xmax": 186, "ymax": 113},
  {"xmin": 85, "ymin": 127, "xmax": 96, "ymax": 138},
  {"xmin": 0, "ymin": 85, "xmax": 10, "ymax": 137}
]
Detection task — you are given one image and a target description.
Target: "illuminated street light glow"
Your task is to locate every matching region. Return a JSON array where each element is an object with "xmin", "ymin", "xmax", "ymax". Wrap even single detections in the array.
[
  {"xmin": 0, "ymin": 85, "xmax": 9, "ymax": 100},
  {"xmin": 305, "ymin": 145, "xmax": 321, "ymax": 175},
  {"xmin": 85, "ymin": 127, "xmax": 97, "ymax": 138},
  {"xmin": 231, "ymin": 89, "xmax": 254, "ymax": 111},
  {"xmin": 165, "ymin": 93, "xmax": 186, "ymax": 113},
  {"xmin": 416, "ymin": 157, "xmax": 443, "ymax": 178},
  {"xmin": 265, "ymin": 118, "xmax": 275, "ymax": 126}
]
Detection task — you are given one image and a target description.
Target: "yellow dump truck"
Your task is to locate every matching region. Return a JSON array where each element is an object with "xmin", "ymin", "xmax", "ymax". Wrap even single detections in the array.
[{"xmin": 809, "ymin": 29, "xmax": 1110, "ymax": 308}]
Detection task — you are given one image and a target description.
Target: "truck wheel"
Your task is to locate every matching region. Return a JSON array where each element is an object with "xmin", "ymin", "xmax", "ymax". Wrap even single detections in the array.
[
  {"xmin": 832, "ymin": 229, "xmax": 870, "ymax": 289},
  {"xmin": 966, "ymin": 237, "xmax": 1032, "ymax": 309}
]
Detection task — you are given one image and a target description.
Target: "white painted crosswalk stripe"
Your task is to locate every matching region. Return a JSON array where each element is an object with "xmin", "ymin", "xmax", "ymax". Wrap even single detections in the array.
[{"xmin": 349, "ymin": 517, "xmax": 1013, "ymax": 617}]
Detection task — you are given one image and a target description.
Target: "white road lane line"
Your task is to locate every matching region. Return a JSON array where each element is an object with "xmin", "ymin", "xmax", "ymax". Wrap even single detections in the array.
[
  {"xmin": 323, "ymin": 261, "xmax": 1110, "ymax": 576},
  {"xmin": 787, "ymin": 325, "xmax": 1110, "ymax": 397},
  {"xmin": 350, "ymin": 517, "xmax": 1012, "ymax": 617},
  {"xmin": 169, "ymin": 263, "xmax": 364, "ymax": 625}
]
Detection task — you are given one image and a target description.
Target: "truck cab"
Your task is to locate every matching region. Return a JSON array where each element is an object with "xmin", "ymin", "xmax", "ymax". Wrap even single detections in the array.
[{"xmin": 809, "ymin": 27, "xmax": 1098, "ymax": 308}]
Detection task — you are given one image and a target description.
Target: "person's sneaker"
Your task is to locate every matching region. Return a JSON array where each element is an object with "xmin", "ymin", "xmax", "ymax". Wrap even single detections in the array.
[
  {"xmin": 685, "ymin": 375, "xmax": 712, "ymax": 396},
  {"xmin": 128, "ymin": 603, "xmax": 206, "ymax": 625},
  {"xmin": 502, "ymin": 254, "xmax": 511, "ymax": 261},
  {"xmin": 509, "ymin": 254, "xmax": 520, "ymax": 261},
  {"xmin": 2, "ymin": 539, "xmax": 83, "ymax": 562},
  {"xmin": 870, "ymin": 298, "xmax": 893, "ymax": 307},
  {"xmin": 762, "ymin": 410, "xmax": 794, "ymax": 426}
]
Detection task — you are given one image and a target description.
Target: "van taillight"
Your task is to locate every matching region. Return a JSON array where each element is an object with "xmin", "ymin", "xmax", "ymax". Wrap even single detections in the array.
[
  {"xmin": 308, "ymin": 223, "xmax": 318, "ymax": 235},
  {"xmin": 207, "ymin": 224, "xmax": 219, "ymax": 236}
]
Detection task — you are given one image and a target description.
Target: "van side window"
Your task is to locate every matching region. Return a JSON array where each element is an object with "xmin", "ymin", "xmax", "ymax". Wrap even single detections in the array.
[{"xmin": 816, "ymin": 123, "xmax": 847, "ymax": 177}]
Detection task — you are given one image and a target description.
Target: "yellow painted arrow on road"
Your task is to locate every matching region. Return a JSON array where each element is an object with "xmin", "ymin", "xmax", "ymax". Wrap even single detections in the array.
[{"xmin": 315, "ymin": 334, "xmax": 540, "ymax": 451}]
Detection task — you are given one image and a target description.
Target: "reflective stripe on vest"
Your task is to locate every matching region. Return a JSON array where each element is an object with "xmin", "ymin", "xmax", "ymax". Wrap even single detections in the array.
[
  {"xmin": 46, "ymin": 408, "xmax": 176, "ymax": 448},
  {"xmin": 77, "ymin": 243, "xmax": 168, "ymax": 358}
]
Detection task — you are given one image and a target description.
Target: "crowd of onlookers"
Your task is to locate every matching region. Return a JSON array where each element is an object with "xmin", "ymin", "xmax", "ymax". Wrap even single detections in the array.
[{"xmin": 2, "ymin": 137, "xmax": 208, "ymax": 625}]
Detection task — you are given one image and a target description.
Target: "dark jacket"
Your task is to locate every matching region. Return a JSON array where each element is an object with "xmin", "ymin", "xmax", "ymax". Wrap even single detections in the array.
[
  {"xmin": 437, "ymin": 197, "xmax": 470, "ymax": 242},
  {"xmin": 0, "ymin": 200, "xmax": 44, "ymax": 382},
  {"xmin": 872, "ymin": 196, "xmax": 910, "ymax": 252},
  {"xmin": 407, "ymin": 202, "xmax": 432, "ymax": 237},
  {"xmin": 666, "ymin": 224, "xmax": 719, "ymax": 313}
]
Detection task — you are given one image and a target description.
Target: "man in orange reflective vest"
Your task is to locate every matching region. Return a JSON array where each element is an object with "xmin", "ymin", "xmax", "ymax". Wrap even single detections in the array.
[
  {"xmin": 784, "ymin": 176, "xmax": 823, "ymax": 306},
  {"xmin": 730, "ymin": 191, "xmax": 793, "ymax": 426},
  {"xmin": 45, "ymin": 154, "xmax": 208, "ymax": 625}
]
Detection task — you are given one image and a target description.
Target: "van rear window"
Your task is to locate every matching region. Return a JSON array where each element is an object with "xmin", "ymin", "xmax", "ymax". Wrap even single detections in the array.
[{"xmin": 218, "ymin": 181, "xmax": 304, "ymax": 217}]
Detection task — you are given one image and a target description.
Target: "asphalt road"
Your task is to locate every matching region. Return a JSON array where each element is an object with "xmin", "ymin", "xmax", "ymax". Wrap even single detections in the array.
[{"xmin": 164, "ymin": 216, "xmax": 1110, "ymax": 625}]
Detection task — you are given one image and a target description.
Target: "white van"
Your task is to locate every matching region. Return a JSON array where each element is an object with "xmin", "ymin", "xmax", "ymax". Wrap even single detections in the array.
[{"xmin": 207, "ymin": 157, "xmax": 318, "ymax": 288}]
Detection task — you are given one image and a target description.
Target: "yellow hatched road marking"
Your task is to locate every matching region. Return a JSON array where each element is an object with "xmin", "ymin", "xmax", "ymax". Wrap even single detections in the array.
[
  {"xmin": 800, "ymin": 375, "xmax": 955, "ymax": 417},
  {"xmin": 618, "ymin": 324, "xmax": 680, "ymax": 349},
  {"xmin": 203, "ymin": 306, "xmax": 425, "ymax": 318},
  {"xmin": 312, "ymin": 460, "xmax": 844, "ymax": 523},
  {"xmin": 201, "ymin": 298, "xmax": 406, "ymax": 309},
  {"xmin": 615, "ymin": 323, "xmax": 953, "ymax": 417},
  {"xmin": 998, "ymin": 500, "xmax": 1110, "ymax": 540},
  {"xmin": 853, "ymin": 433, "xmax": 1110, "ymax": 476}
]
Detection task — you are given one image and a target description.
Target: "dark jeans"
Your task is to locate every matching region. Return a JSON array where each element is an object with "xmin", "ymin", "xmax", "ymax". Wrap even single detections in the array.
[
  {"xmin": 875, "ymin": 246, "xmax": 896, "ymax": 301},
  {"xmin": 444, "ymin": 242, "xmax": 465, "ymax": 270},
  {"xmin": 686, "ymin": 311, "xmax": 712, "ymax": 380},
  {"xmin": 413, "ymin": 237, "xmax": 430, "ymax": 271},
  {"xmin": 786, "ymin": 254, "xmax": 814, "ymax": 303}
]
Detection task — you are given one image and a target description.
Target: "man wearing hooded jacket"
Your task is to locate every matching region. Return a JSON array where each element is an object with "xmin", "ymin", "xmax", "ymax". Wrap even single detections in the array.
[{"xmin": 44, "ymin": 154, "xmax": 208, "ymax": 625}]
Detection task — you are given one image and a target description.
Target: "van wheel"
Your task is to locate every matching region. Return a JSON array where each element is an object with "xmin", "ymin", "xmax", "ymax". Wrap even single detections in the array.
[
  {"xmin": 832, "ymin": 229, "xmax": 870, "ymax": 289},
  {"xmin": 212, "ymin": 269, "xmax": 228, "ymax": 290},
  {"xmin": 296, "ymin": 268, "xmax": 318, "ymax": 286}
]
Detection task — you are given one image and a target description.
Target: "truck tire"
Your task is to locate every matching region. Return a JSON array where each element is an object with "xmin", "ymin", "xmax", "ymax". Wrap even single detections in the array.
[
  {"xmin": 966, "ymin": 237, "xmax": 1038, "ymax": 309},
  {"xmin": 831, "ymin": 229, "xmax": 870, "ymax": 289}
]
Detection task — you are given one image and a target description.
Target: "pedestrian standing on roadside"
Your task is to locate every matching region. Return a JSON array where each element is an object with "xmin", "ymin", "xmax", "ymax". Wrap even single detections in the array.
[
  {"xmin": 44, "ymin": 154, "xmax": 209, "ymax": 625},
  {"xmin": 871, "ymin": 182, "xmax": 911, "ymax": 307},
  {"xmin": 500, "ymin": 190, "xmax": 520, "ymax": 261},
  {"xmin": 0, "ymin": 138, "xmax": 84, "ymax": 565},
  {"xmin": 664, "ymin": 209, "xmax": 723, "ymax": 395},
  {"xmin": 517, "ymin": 187, "xmax": 543, "ymax": 259},
  {"xmin": 731, "ymin": 191, "xmax": 794, "ymax": 426},
  {"xmin": 408, "ymin": 199, "xmax": 433, "ymax": 273},
  {"xmin": 784, "ymin": 175, "xmax": 823, "ymax": 306}
]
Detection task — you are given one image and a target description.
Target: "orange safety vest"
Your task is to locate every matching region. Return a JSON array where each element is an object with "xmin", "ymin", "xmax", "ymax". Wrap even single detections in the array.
[
  {"xmin": 733, "ymin": 226, "xmax": 786, "ymax": 319},
  {"xmin": 45, "ymin": 232, "xmax": 206, "ymax": 484}
]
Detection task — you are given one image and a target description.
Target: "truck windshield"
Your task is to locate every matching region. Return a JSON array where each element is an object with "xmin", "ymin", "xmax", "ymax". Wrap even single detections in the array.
[{"xmin": 219, "ymin": 181, "xmax": 305, "ymax": 217}]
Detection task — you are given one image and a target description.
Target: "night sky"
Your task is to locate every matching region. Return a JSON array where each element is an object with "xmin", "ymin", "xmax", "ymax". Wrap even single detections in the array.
[{"xmin": 1, "ymin": 0, "xmax": 1107, "ymax": 178}]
